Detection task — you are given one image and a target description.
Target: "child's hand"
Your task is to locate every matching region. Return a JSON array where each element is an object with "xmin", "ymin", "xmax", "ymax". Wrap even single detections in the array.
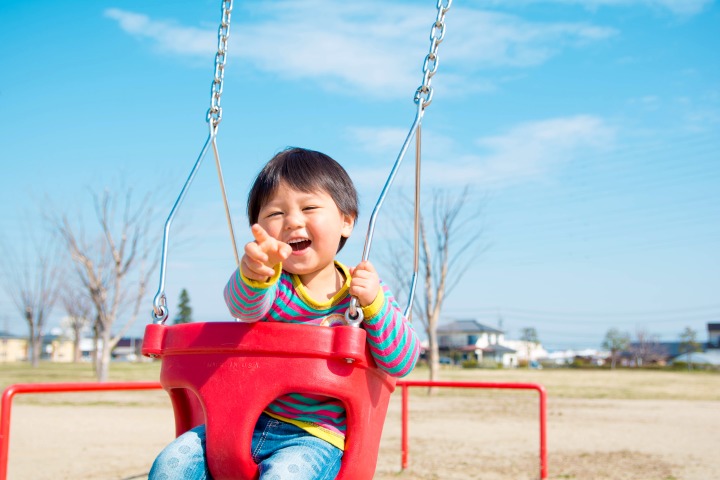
[
  {"xmin": 349, "ymin": 260, "xmax": 381, "ymax": 307},
  {"xmin": 241, "ymin": 224, "xmax": 292, "ymax": 281}
]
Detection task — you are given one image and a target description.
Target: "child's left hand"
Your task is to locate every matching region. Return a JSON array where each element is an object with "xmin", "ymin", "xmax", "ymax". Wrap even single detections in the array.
[{"xmin": 349, "ymin": 260, "xmax": 380, "ymax": 307}]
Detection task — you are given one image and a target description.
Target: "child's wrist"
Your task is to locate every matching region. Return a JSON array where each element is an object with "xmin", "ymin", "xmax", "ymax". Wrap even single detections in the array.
[
  {"xmin": 361, "ymin": 289, "xmax": 385, "ymax": 321},
  {"xmin": 240, "ymin": 263, "xmax": 282, "ymax": 288}
]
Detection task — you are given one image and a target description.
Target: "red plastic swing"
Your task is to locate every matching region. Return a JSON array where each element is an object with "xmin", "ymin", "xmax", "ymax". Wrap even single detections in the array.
[
  {"xmin": 142, "ymin": 321, "xmax": 395, "ymax": 479},
  {"xmin": 145, "ymin": 1, "xmax": 451, "ymax": 478}
]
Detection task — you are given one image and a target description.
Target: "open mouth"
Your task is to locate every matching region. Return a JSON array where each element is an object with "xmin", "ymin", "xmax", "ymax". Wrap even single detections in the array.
[{"xmin": 288, "ymin": 239, "xmax": 311, "ymax": 252}]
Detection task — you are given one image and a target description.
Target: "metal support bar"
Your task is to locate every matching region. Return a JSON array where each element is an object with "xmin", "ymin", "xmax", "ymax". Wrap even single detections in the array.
[
  {"xmin": 397, "ymin": 380, "xmax": 548, "ymax": 479},
  {"xmin": 0, "ymin": 382, "xmax": 162, "ymax": 480}
]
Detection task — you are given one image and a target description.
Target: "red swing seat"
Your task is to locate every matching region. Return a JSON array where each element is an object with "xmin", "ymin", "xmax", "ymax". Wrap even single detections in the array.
[{"xmin": 142, "ymin": 321, "xmax": 396, "ymax": 480}]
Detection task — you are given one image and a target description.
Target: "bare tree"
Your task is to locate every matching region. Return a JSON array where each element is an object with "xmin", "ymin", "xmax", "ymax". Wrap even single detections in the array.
[
  {"xmin": 602, "ymin": 328, "xmax": 631, "ymax": 369},
  {"xmin": 60, "ymin": 286, "xmax": 92, "ymax": 363},
  {"xmin": 631, "ymin": 328, "xmax": 661, "ymax": 367},
  {"xmin": 383, "ymin": 187, "xmax": 486, "ymax": 383},
  {"xmin": 55, "ymin": 188, "xmax": 158, "ymax": 381},
  {"xmin": 0, "ymin": 230, "xmax": 61, "ymax": 367}
]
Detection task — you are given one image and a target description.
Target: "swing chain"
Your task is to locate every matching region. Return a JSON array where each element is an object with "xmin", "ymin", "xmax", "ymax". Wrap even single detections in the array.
[
  {"xmin": 207, "ymin": 0, "xmax": 233, "ymax": 128},
  {"xmin": 414, "ymin": 0, "xmax": 452, "ymax": 109}
]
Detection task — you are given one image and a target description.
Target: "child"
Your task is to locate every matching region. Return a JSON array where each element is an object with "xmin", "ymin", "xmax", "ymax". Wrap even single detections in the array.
[{"xmin": 149, "ymin": 147, "xmax": 420, "ymax": 480}]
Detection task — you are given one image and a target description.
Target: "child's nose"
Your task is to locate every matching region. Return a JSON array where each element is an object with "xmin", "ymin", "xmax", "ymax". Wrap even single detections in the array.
[{"xmin": 284, "ymin": 210, "xmax": 305, "ymax": 229}]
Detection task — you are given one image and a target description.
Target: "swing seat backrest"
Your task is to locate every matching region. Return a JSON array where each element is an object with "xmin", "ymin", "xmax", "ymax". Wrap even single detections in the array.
[{"xmin": 142, "ymin": 321, "xmax": 396, "ymax": 480}]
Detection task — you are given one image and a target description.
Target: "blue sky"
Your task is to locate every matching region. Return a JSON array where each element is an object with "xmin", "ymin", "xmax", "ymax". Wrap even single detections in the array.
[{"xmin": 1, "ymin": 0, "xmax": 718, "ymax": 350}]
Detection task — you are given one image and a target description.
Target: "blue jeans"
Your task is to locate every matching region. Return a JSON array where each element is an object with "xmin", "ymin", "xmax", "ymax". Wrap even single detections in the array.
[{"xmin": 149, "ymin": 413, "xmax": 343, "ymax": 480}]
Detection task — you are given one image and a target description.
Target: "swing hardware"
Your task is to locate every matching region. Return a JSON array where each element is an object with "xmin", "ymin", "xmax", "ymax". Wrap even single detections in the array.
[
  {"xmin": 346, "ymin": 0, "xmax": 452, "ymax": 323},
  {"xmin": 153, "ymin": 0, "xmax": 450, "ymax": 327},
  {"xmin": 152, "ymin": 0, "xmax": 238, "ymax": 323}
]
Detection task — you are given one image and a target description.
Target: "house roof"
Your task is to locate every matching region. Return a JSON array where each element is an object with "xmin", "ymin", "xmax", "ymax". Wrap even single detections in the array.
[
  {"xmin": 671, "ymin": 350, "xmax": 720, "ymax": 366},
  {"xmin": 437, "ymin": 319, "xmax": 503, "ymax": 335},
  {"xmin": 482, "ymin": 344, "xmax": 517, "ymax": 354},
  {"xmin": 0, "ymin": 331, "xmax": 24, "ymax": 339},
  {"xmin": 116, "ymin": 337, "xmax": 142, "ymax": 348}
]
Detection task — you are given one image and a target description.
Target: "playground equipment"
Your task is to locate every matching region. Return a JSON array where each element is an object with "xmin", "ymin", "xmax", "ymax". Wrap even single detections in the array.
[
  {"xmin": 0, "ymin": 379, "xmax": 548, "ymax": 479},
  {"xmin": 144, "ymin": 1, "xmax": 453, "ymax": 478}
]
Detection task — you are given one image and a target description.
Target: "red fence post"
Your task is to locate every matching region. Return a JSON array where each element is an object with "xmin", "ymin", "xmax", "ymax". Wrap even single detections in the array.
[
  {"xmin": 0, "ymin": 385, "xmax": 18, "ymax": 480},
  {"xmin": 0, "ymin": 382, "xmax": 162, "ymax": 480},
  {"xmin": 396, "ymin": 380, "xmax": 548, "ymax": 480},
  {"xmin": 538, "ymin": 384, "xmax": 548, "ymax": 479},
  {"xmin": 401, "ymin": 383, "xmax": 409, "ymax": 470}
]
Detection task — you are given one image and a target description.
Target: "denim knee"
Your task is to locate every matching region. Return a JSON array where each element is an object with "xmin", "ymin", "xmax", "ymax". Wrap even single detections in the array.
[{"xmin": 149, "ymin": 425, "xmax": 210, "ymax": 480}]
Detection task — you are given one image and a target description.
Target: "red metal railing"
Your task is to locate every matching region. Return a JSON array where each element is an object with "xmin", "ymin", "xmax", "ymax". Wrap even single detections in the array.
[
  {"xmin": 1, "ymin": 380, "xmax": 547, "ymax": 479},
  {"xmin": 396, "ymin": 380, "xmax": 548, "ymax": 480},
  {"xmin": 0, "ymin": 382, "xmax": 162, "ymax": 480}
]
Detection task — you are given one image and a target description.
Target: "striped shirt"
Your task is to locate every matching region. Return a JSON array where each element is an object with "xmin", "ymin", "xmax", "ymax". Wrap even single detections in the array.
[{"xmin": 223, "ymin": 261, "xmax": 420, "ymax": 450}]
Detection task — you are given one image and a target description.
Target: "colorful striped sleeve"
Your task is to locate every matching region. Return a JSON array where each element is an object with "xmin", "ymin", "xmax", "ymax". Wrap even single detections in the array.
[
  {"xmin": 223, "ymin": 265, "xmax": 281, "ymax": 322},
  {"xmin": 362, "ymin": 282, "xmax": 420, "ymax": 378}
]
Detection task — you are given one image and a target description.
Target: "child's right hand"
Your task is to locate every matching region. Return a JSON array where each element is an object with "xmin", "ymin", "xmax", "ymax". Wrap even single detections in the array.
[{"xmin": 241, "ymin": 224, "xmax": 292, "ymax": 281}]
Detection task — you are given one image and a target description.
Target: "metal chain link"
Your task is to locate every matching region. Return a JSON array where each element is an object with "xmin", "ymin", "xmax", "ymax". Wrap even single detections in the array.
[
  {"xmin": 207, "ymin": 0, "xmax": 233, "ymax": 127},
  {"xmin": 414, "ymin": 0, "xmax": 452, "ymax": 109}
]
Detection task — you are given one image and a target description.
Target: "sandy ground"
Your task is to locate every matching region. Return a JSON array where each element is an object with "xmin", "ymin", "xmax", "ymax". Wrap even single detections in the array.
[{"xmin": 4, "ymin": 377, "xmax": 720, "ymax": 479}]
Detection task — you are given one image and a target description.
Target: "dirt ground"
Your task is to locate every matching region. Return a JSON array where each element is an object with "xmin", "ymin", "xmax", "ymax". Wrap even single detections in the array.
[{"xmin": 5, "ymin": 371, "xmax": 720, "ymax": 479}]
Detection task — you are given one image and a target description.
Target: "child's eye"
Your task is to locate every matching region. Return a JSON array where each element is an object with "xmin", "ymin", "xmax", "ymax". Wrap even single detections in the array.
[
  {"xmin": 303, "ymin": 206, "xmax": 318, "ymax": 211},
  {"xmin": 266, "ymin": 211, "xmax": 283, "ymax": 218}
]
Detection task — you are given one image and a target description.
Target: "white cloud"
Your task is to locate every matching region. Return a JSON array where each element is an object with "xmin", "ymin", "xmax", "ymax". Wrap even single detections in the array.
[
  {"xmin": 350, "ymin": 116, "xmax": 616, "ymax": 189},
  {"xmin": 346, "ymin": 127, "xmax": 411, "ymax": 156},
  {"xmin": 104, "ymin": 9, "xmax": 214, "ymax": 56},
  {"xmin": 446, "ymin": 12, "xmax": 616, "ymax": 70},
  {"xmin": 472, "ymin": 115, "xmax": 616, "ymax": 180},
  {"xmin": 474, "ymin": 0, "xmax": 713, "ymax": 16},
  {"xmin": 104, "ymin": 2, "xmax": 616, "ymax": 99}
]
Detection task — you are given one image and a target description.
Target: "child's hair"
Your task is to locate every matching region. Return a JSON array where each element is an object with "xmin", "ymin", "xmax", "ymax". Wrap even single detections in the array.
[{"xmin": 247, "ymin": 147, "xmax": 359, "ymax": 252}]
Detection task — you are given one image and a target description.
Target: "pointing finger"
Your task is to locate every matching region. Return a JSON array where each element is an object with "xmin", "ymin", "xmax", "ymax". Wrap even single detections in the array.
[{"xmin": 251, "ymin": 224, "xmax": 271, "ymax": 244}]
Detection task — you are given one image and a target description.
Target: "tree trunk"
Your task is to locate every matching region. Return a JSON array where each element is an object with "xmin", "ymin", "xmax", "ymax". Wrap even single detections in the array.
[
  {"xmin": 97, "ymin": 327, "xmax": 113, "ymax": 382},
  {"xmin": 427, "ymin": 325, "xmax": 440, "ymax": 383},
  {"xmin": 72, "ymin": 325, "xmax": 82, "ymax": 363},
  {"xmin": 92, "ymin": 323, "xmax": 101, "ymax": 378},
  {"xmin": 31, "ymin": 335, "xmax": 42, "ymax": 367}
]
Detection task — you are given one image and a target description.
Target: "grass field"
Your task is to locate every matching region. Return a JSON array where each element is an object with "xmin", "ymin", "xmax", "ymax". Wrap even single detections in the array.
[{"xmin": 4, "ymin": 361, "xmax": 719, "ymax": 401}]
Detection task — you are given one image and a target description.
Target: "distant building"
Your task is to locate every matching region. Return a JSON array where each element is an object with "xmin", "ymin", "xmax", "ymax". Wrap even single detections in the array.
[
  {"xmin": 47, "ymin": 336, "xmax": 76, "ymax": 362},
  {"xmin": 707, "ymin": 323, "xmax": 720, "ymax": 349},
  {"xmin": 623, "ymin": 323, "xmax": 720, "ymax": 366},
  {"xmin": 669, "ymin": 323, "xmax": 720, "ymax": 366},
  {"xmin": 671, "ymin": 351, "xmax": 720, "ymax": 366},
  {"xmin": 546, "ymin": 349, "xmax": 608, "ymax": 366},
  {"xmin": 0, "ymin": 331, "xmax": 27, "ymax": 362},
  {"xmin": 437, "ymin": 319, "xmax": 520, "ymax": 367},
  {"xmin": 502, "ymin": 339, "xmax": 549, "ymax": 363},
  {"xmin": 112, "ymin": 337, "xmax": 143, "ymax": 361},
  {"xmin": 0, "ymin": 331, "xmax": 145, "ymax": 363}
]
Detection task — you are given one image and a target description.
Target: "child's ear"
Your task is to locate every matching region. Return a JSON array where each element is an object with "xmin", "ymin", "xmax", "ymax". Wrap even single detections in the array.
[{"xmin": 341, "ymin": 214, "xmax": 355, "ymax": 237}]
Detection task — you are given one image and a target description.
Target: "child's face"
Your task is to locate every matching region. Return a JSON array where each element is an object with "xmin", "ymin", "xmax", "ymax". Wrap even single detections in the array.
[{"xmin": 257, "ymin": 182, "xmax": 354, "ymax": 276}]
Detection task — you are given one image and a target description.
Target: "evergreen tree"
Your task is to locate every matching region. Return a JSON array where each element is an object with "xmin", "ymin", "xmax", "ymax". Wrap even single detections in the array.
[{"xmin": 173, "ymin": 288, "xmax": 193, "ymax": 324}]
